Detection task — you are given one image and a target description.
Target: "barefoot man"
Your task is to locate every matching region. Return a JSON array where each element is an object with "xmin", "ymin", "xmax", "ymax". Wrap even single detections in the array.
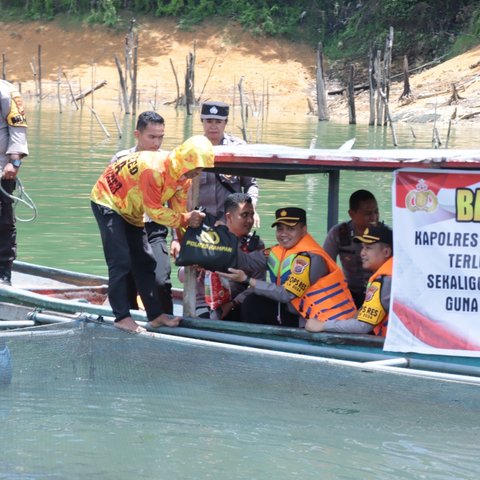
[{"xmin": 90, "ymin": 135, "xmax": 214, "ymax": 332}]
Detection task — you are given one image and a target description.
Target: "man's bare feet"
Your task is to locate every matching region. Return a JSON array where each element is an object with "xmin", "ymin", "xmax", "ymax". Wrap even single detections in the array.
[
  {"xmin": 149, "ymin": 313, "xmax": 181, "ymax": 328},
  {"xmin": 114, "ymin": 316, "xmax": 146, "ymax": 333}
]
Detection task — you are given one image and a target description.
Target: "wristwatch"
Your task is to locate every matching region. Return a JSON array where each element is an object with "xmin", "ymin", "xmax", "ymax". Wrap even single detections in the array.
[{"xmin": 10, "ymin": 158, "xmax": 22, "ymax": 168}]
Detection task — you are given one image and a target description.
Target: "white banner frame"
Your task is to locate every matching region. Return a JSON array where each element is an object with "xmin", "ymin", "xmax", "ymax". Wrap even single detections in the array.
[{"xmin": 385, "ymin": 168, "xmax": 480, "ymax": 357}]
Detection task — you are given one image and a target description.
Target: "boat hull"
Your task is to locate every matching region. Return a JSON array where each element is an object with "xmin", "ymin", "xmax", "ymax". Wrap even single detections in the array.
[{"xmin": 1, "ymin": 261, "xmax": 480, "ymax": 384}]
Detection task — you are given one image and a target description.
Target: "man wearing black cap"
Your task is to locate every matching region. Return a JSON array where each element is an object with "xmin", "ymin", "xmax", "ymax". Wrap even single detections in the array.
[
  {"xmin": 196, "ymin": 100, "xmax": 259, "ymax": 223},
  {"xmin": 219, "ymin": 207, "xmax": 356, "ymax": 327},
  {"xmin": 306, "ymin": 224, "xmax": 393, "ymax": 336}
]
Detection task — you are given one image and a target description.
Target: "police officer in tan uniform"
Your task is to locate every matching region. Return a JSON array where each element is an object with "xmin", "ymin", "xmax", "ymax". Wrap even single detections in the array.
[
  {"xmin": 308, "ymin": 224, "xmax": 393, "ymax": 335},
  {"xmin": 190, "ymin": 100, "xmax": 260, "ymax": 317},
  {"xmin": 0, "ymin": 80, "xmax": 29, "ymax": 285}
]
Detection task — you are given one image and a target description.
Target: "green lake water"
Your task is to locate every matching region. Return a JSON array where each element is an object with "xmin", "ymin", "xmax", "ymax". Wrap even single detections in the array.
[
  {"xmin": 15, "ymin": 101, "xmax": 479, "ymax": 280},
  {"xmin": 1, "ymin": 321, "xmax": 479, "ymax": 480},
  {"xmin": 3, "ymin": 101, "xmax": 480, "ymax": 479}
]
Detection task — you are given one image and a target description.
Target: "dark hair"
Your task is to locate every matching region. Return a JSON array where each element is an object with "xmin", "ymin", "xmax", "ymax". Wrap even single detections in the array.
[
  {"xmin": 136, "ymin": 111, "xmax": 165, "ymax": 131},
  {"xmin": 349, "ymin": 190, "xmax": 376, "ymax": 211},
  {"xmin": 224, "ymin": 192, "xmax": 252, "ymax": 214}
]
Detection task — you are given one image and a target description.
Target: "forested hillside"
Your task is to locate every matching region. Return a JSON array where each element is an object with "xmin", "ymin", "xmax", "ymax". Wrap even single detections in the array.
[{"xmin": 2, "ymin": 1, "xmax": 479, "ymax": 63}]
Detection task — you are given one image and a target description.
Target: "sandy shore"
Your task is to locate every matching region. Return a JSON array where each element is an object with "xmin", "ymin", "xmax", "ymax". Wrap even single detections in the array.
[{"xmin": 1, "ymin": 17, "xmax": 479, "ymax": 123}]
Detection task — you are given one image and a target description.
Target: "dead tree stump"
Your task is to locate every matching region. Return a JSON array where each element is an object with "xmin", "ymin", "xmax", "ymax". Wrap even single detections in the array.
[
  {"xmin": 448, "ymin": 83, "xmax": 464, "ymax": 105},
  {"xmin": 316, "ymin": 42, "xmax": 329, "ymax": 121},
  {"xmin": 347, "ymin": 64, "xmax": 356, "ymax": 125},
  {"xmin": 184, "ymin": 41, "xmax": 196, "ymax": 115},
  {"xmin": 368, "ymin": 48, "xmax": 376, "ymax": 126},
  {"xmin": 399, "ymin": 55, "xmax": 414, "ymax": 104}
]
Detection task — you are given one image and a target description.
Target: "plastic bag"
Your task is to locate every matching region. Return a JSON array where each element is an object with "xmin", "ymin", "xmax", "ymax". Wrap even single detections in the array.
[
  {"xmin": 175, "ymin": 215, "xmax": 238, "ymax": 272},
  {"xmin": 205, "ymin": 271, "xmax": 231, "ymax": 310}
]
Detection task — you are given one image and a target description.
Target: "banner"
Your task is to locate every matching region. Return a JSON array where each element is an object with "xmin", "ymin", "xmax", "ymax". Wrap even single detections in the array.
[{"xmin": 385, "ymin": 168, "xmax": 480, "ymax": 356}]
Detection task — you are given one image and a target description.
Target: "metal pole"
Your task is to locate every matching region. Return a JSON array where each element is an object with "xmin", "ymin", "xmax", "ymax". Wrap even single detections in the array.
[{"xmin": 327, "ymin": 171, "xmax": 340, "ymax": 231}]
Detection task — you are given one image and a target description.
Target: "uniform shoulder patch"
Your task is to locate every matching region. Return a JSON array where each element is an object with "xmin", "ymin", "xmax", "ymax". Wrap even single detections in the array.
[
  {"xmin": 292, "ymin": 255, "xmax": 309, "ymax": 274},
  {"xmin": 7, "ymin": 91, "xmax": 28, "ymax": 127},
  {"xmin": 364, "ymin": 283, "xmax": 379, "ymax": 302}
]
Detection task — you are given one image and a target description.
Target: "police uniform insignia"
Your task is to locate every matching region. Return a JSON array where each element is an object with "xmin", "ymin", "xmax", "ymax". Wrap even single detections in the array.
[
  {"xmin": 284, "ymin": 254, "xmax": 311, "ymax": 297},
  {"xmin": 364, "ymin": 283, "xmax": 378, "ymax": 302},
  {"xmin": 292, "ymin": 256, "xmax": 308, "ymax": 274},
  {"xmin": 7, "ymin": 91, "xmax": 28, "ymax": 127},
  {"xmin": 357, "ymin": 279, "xmax": 385, "ymax": 326},
  {"xmin": 209, "ymin": 106, "xmax": 218, "ymax": 114},
  {"xmin": 218, "ymin": 174, "xmax": 236, "ymax": 183},
  {"xmin": 405, "ymin": 178, "xmax": 438, "ymax": 213}
]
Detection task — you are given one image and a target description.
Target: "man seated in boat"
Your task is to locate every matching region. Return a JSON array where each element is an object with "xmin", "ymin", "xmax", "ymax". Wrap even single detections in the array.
[
  {"xmin": 177, "ymin": 192, "xmax": 266, "ymax": 320},
  {"xmin": 210, "ymin": 192, "xmax": 266, "ymax": 321},
  {"xmin": 306, "ymin": 224, "xmax": 393, "ymax": 336},
  {"xmin": 90, "ymin": 135, "xmax": 214, "ymax": 333},
  {"xmin": 323, "ymin": 189, "xmax": 379, "ymax": 309},
  {"xmin": 219, "ymin": 207, "xmax": 356, "ymax": 327}
]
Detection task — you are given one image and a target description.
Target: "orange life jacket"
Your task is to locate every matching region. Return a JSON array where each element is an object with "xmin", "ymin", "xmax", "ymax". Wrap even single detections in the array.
[
  {"xmin": 268, "ymin": 233, "xmax": 356, "ymax": 322},
  {"xmin": 368, "ymin": 257, "xmax": 393, "ymax": 336}
]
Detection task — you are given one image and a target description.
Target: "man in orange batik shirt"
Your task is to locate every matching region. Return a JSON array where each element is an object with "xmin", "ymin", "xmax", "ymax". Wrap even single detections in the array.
[{"xmin": 91, "ymin": 135, "xmax": 214, "ymax": 333}]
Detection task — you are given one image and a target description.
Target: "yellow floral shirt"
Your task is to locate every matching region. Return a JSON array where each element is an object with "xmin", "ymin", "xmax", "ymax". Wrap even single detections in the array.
[{"xmin": 90, "ymin": 135, "xmax": 214, "ymax": 228}]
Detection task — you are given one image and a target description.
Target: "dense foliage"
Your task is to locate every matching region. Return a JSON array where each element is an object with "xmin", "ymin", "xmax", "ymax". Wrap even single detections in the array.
[{"xmin": 1, "ymin": 0, "xmax": 479, "ymax": 61}]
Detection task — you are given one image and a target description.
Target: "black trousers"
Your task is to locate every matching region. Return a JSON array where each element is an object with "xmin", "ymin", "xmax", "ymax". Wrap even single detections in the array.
[
  {"xmin": 145, "ymin": 222, "xmax": 173, "ymax": 314},
  {"xmin": 0, "ymin": 179, "xmax": 16, "ymax": 272},
  {"xmin": 241, "ymin": 293, "xmax": 299, "ymax": 327},
  {"xmin": 91, "ymin": 202, "xmax": 163, "ymax": 322}
]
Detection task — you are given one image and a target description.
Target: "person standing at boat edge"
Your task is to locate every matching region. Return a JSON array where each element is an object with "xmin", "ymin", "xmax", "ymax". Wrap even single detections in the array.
[
  {"xmin": 219, "ymin": 207, "xmax": 356, "ymax": 327},
  {"xmin": 0, "ymin": 80, "xmax": 29, "ymax": 286},
  {"xmin": 307, "ymin": 224, "xmax": 393, "ymax": 336},
  {"xmin": 171, "ymin": 100, "xmax": 260, "ymax": 318},
  {"xmin": 110, "ymin": 111, "xmax": 174, "ymax": 315},
  {"xmin": 323, "ymin": 189, "xmax": 379, "ymax": 308},
  {"xmin": 91, "ymin": 135, "xmax": 214, "ymax": 333}
]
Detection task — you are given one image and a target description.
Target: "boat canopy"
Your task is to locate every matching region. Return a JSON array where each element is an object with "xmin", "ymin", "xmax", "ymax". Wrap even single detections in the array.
[
  {"xmin": 209, "ymin": 144, "xmax": 480, "ymax": 229},
  {"xmin": 210, "ymin": 144, "xmax": 480, "ymax": 180}
]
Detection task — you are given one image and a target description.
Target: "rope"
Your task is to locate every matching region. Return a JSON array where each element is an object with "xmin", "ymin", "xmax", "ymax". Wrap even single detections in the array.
[{"xmin": 0, "ymin": 177, "xmax": 37, "ymax": 222}]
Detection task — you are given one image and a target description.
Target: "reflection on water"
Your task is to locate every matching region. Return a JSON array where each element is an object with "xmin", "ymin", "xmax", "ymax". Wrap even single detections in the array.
[
  {"xmin": 1, "ymin": 322, "xmax": 479, "ymax": 479},
  {"xmin": 16, "ymin": 102, "xmax": 480, "ymax": 277}
]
